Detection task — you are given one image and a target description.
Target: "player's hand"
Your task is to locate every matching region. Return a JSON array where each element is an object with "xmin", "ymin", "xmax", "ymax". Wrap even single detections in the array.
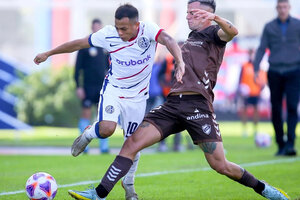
[
  {"xmin": 76, "ymin": 87, "xmax": 85, "ymax": 100},
  {"xmin": 191, "ymin": 9, "xmax": 216, "ymax": 23},
  {"xmin": 175, "ymin": 62, "xmax": 185, "ymax": 84},
  {"xmin": 34, "ymin": 52, "xmax": 50, "ymax": 65}
]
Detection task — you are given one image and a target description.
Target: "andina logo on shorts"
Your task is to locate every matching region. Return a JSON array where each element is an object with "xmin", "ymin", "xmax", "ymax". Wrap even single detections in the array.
[
  {"xmin": 116, "ymin": 55, "xmax": 151, "ymax": 66},
  {"xmin": 187, "ymin": 113, "xmax": 209, "ymax": 120}
]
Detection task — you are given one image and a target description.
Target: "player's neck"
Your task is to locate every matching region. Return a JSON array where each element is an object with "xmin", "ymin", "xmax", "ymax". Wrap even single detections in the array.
[{"xmin": 196, "ymin": 23, "xmax": 211, "ymax": 32}]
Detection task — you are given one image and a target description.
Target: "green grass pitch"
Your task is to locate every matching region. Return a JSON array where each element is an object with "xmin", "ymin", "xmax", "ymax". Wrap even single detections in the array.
[{"xmin": 0, "ymin": 122, "xmax": 299, "ymax": 199}]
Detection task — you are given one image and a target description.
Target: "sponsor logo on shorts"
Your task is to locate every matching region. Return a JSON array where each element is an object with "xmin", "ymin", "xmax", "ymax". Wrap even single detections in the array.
[
  {"xmin": 186, "ymin": 113, "xmax": 209, "ymax": 120},
  {"xmin": 202, "ymin": 124, "xmax": 211, "ymax": 135},
  {"xmin": 105, "ymin": 105, "xmax": 114, "ymax": 114}
]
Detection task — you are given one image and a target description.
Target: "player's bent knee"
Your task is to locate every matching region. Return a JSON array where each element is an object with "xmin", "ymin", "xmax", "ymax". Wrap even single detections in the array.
[{"xmin": 99, "ymin": 122, "xmax": 116, "ymax": 138}]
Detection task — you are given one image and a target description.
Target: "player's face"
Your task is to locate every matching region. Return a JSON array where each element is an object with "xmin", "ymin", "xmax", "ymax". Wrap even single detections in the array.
[
  {"xmin": 276, "ymin": 2, "xmax": 290, "ymax": 22},
  {"xmin": 115, "ymin": 17, "xmax": 139, "ymax": 41},
  {"xmin": 186, "ymin": 2, "xmax": 211, "ymax": 31}
]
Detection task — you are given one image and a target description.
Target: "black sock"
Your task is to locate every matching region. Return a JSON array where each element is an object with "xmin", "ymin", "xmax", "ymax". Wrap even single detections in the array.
[
  {"xmin": 95, "ymin": 184, "xmax": 108, "ymax": 198},
  {"xmin": 236, "ymin": 170, "xmax": 265, "ymax": 194},
  {"xmin": 254, "ymin": 181, "xmax": 265, "ymax": 195},
  {"xmin": 95, "ymin": 155, "xmax": 133, "ymax": 198}
]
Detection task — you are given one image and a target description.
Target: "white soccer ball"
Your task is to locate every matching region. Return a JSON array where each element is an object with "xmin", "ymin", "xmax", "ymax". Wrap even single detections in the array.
[
  {"xmin": 25, "ymin": 172, "xmax": 58, "ymax": 200},
  {"xmin": 255, "ymin": 132, "xmax": 271, "ymax": 148}
]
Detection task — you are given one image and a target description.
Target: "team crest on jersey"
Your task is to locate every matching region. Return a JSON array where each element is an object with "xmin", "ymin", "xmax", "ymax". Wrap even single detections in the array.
[
  {"xmin": 105, "ymin": 105, "xmax": 114, "ymax": 114},
  {"xmin": 138, "ymin": 36, "xmax": 150, "ymax": 49},
  {"xmin": 202, "ymin": 124, "xmax": 211, "ymax": 135}
]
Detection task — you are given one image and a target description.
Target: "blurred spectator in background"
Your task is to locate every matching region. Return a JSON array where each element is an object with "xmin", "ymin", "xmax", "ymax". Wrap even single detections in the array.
[
  {"xmin": 146, "ymin": 60, "xmax": 164, "ymax": 114},
  {"xmin": 74, "ymin": 19, "xmax": 110, "ymax": 154},
  {"xmin": 157, "ymin": 42, "xmax": 194, "ymax": 152},
  {"xmin": 238, "ymin": 48, "xmax": 266, "ymax": 137},
  {"xmin": 253, "ymin": 0, "xmax": 300, "ymax": 156}
]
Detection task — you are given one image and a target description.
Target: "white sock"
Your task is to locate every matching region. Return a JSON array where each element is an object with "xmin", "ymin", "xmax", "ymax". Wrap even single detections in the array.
[
  {"xmin": 84, "ymin": 121, "xmax": 98, "ymax": 139},
  {"xmin": 123, "ymin": 151, "xmax": 141, "ymax": 185}
]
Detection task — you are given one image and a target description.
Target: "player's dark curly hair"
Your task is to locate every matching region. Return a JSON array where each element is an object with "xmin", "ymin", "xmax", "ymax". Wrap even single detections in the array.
[
  {"xmin": 188, "ymin": 0, "xmax": 216, "ymax": 13},
  {"xmin": 115, "ymin": 4, "xmax": 139, "ymax": 21}
]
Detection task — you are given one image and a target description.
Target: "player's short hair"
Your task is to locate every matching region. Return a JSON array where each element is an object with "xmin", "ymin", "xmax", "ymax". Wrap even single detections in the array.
[
  {"xmin": 115, "ymin": 4, "xmax": 139, "ymax": 21},
  {"xmin": 92, "ymin": 18, "xmax": 102, "ymax": 25},
  {"xmin": 188, "ymin": 0, "xmax": 216, "ymax": 13},
  {"xmin": 277, "ymin": 0, "xmax": 289, "ymax": 3}
]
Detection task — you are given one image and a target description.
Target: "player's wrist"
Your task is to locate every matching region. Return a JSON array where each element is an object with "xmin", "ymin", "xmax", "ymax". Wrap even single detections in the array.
[{"xmin": 213, "ymin": 14, "xmax": 218, "ymax": 21}]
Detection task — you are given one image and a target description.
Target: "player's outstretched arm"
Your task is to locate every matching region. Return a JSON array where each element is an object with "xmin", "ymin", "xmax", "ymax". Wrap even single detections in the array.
[
  {"xmin": 33, "ymin": 36, "xmax": 90, "ymax": 65},
  {"xmin": 156, "ymin": 31, "xmax": 185, "ymax": 83},
  {"xmin": 192, "ymin": 9, "xmax": 238, "ymax": 42},
  {"xmin": 214, "ymin": 15, "xmax": 238, "ymax": 42}
]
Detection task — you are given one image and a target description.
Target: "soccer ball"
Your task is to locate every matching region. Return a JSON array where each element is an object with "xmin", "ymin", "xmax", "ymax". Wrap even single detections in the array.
[
  {"xmin": 255, "ymin": 132, "xmax": 271, "ymax": 148},
  {"xmin": 25, "ymin": 172, "xmax": 57, "ymax": 200}
]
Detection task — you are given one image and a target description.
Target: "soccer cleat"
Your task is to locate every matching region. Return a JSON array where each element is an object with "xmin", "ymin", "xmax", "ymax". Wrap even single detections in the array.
[
  {"xmin": 262, "ymin": 183, "xmax": 290, "ymax": 200},
  {"xmin": 71, "ymin": 125, "xmax": 92, "ymax": 157},
  {"xmin": 68, "ymin": 188, "xmax": 106, "ymax": 200},
  {"xmin": 121, "ymin": 181, "xmax": 139, "ymax": 200}
]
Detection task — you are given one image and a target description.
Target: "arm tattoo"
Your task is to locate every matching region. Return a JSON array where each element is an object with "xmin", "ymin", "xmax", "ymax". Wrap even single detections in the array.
[
  {"xmin": 226, "ymin": 21, "xmax": 232, "ymax": 28},
  {"xmin": 199, "ymin": 142, "xmax": 217, "ymax": 154},
  {"xmin": 139, "ymin": 122, "xmax": 150, "ymax": 128}
]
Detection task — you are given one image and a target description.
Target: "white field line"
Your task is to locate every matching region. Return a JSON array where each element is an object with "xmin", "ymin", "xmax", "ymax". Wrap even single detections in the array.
[{"xmin": 1, "ymin": 157, "xmax": 299, "ymax": 196}]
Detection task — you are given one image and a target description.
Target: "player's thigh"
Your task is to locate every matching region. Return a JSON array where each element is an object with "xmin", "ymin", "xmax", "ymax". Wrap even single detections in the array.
[
  {"xmin": 120, "ymin": 99, "xmax": 147, "ymax": 138},
  {"xmin": 285, "ymin": 68, "xmax": 300, "ymax": 110},
  {"xmin": 84, "ymin": 86, "xmax": 101, "ymax": 105},
  {"xmin": 120, "ymin": 121, "xmax": 161, "ymax": 159}
]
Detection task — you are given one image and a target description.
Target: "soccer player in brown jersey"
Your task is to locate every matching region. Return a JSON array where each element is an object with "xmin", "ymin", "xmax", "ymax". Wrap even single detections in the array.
[{"xmin": 68, "ymin": 0, "xmax": 290, "ymax": 199}]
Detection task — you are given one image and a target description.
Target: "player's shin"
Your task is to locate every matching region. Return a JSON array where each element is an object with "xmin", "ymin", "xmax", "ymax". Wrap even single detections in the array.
[
  {"xmin": 95, "ymin": 155, "xmax": 133, "ymax": 198},
  {"xmin": 122, "ymin": 151, "xmax": 140, "ymax": 185}
]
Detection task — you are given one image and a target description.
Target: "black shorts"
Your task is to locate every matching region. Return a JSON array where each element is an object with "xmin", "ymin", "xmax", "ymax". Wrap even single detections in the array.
[
  {"xmin": 82, "ymin": 86, "xmax": 101, "ymax": 108},
  {"xmin": 245, "ymin": 96, "xmax": 259, "ymax": 106},
  {"xmin": 144, "ymin": 95, "xmax": 222, "ymax": 145}
]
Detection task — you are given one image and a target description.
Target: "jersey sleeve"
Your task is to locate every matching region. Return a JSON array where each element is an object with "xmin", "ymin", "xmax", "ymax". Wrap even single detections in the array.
[
  {"xmin": 88, "ymin": 25, "xmax": 111, "ymax": 50},
  {"xmin": 144, "ymin": 21, "xmax": 164, "ymax": 42},
  {"xmin": 213, "ymin": 26, "xmax": 227, "ymax": 47}
]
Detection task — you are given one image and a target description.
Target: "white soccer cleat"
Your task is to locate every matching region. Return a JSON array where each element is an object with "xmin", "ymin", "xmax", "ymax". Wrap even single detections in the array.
[
  {"xmin": 262, "ymin": 183, "xmax": 290, "ymax": 200},
  {"xmin": 71, "ymin": 125, "xmax": 92, "ymax": 157},
  {"xmin": 121, "ymin": 181, "xmax": 139, "ymax": 200}
]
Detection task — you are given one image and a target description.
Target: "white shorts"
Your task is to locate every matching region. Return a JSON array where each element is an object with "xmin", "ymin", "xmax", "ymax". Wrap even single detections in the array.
[{"xmin": 97, "ymin": 93, "xmax": 146, "ymax": 138}]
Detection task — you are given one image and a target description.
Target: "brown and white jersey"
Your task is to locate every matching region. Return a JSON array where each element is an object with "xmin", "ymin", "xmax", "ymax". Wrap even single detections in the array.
[{"xmin": 170, "ymin": 25, "xmax": 227, "ymax": 112}]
